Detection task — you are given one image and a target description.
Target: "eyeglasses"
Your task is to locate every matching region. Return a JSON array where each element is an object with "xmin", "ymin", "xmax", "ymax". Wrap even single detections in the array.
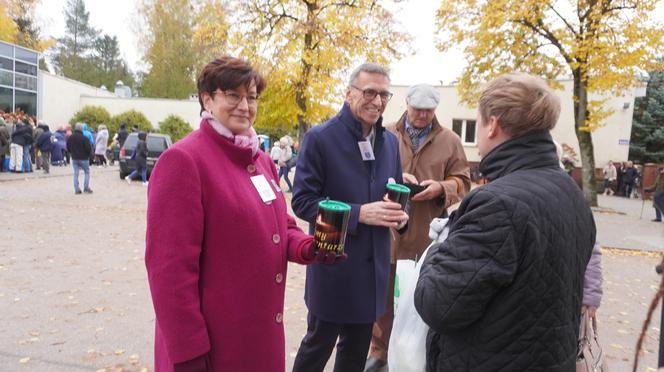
[
  {"xmin": 213, "ymin": 90, "xmax": 259, "ymax": 106},
  {"xmin": 350, "ymin": 85, "xmax": 393, "ymax": 102}
]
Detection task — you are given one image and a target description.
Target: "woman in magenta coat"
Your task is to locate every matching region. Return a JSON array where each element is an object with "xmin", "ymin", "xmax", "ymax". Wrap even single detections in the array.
[{"xmin": 145, "ymin": 56, "xmax": 343, "ymax": 372}]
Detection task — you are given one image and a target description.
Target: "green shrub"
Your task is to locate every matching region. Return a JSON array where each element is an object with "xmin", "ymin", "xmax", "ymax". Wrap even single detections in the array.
[
  {"xmin": 108, "ymin": 109, "xmax": 153, "ymax": 138},
  {"xmin": 158, "ymin": 115, "xmax": 192, "ymax": 142},
  {"xmin": 69, "ymin": 105, "xmax": 112, "ymax": 131}
]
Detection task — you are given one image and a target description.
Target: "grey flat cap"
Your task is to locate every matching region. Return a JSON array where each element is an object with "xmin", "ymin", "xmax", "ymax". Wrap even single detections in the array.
[{"xmin": 407, "ymin": 84, "xmax": 440, "ymax": 109}]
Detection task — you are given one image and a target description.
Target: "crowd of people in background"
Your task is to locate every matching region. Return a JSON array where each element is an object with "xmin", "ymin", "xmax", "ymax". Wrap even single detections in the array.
[
  {"xmin": 0, "ymin": 111, "xmax": 135, "ymax": 174},
  {"xmin": 603, "ymin": 159, "xmax": 643, "ymax": 198}
]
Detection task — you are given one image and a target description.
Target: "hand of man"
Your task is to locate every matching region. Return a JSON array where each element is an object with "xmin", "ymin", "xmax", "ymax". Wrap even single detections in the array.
[
  {"xmin": 359, "ymin": 201, "xmax": 408, "ymax": 228},
  {"xmin": 581, "ymin": 305, "xmax": 597, "ymax": 318},
  {"xmin": 411, "ymin": 179, "xmax": 444, "ymax": 202},
  {"xmin": 402, "ymin": 172, "xmax": 418, "ymax": 184}
]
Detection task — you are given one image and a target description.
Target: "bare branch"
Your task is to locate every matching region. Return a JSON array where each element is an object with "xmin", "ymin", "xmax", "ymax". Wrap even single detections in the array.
[
  {"xmin": 547, "ymin": 3, "xmax": 577, "ymax": 37},
  {"xmin": 512, "ymin": 18, "xmax": 574, "ymax": 64},
  {"xmin": 317, "ymin": 0, "xmax": 361, "ymax": 13}
]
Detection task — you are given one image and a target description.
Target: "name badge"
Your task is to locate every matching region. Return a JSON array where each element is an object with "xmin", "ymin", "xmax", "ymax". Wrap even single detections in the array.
[
  {"xmin": 251, "ymin": 175, "xmax": 277, "ymax": 203},
  {"xmin": 358, "ymin": 141, "xmax": 375, "ymax": 161}
]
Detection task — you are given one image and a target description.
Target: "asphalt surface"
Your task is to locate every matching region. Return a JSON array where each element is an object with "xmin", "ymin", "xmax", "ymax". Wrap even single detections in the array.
[{"xmin": 0, "ymin": 166, "xmax": 662, "ymax": 371}]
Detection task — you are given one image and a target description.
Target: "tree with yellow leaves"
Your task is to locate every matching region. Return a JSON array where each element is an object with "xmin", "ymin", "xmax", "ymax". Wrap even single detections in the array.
[
  {"xmin": 234, "ymin": 0, "xmax": 411, "ymax": 139},
  {"xmin": 138, "ymin": 0, "xmax": 230, "ymax": 99},
  {"xmin": 138, "ymin": 0, "xmax": 198, "ymax": 99},
  {"xmin": 0, "ymin": 0, "xmax": 53, "ymax": 53},
  {"xmin": 0, "ymin": 5, "xmax": 18, "ymax": 43},
  {"xmin": 436, "ymin": 0, "xmax": 663, "ymax": 205}
]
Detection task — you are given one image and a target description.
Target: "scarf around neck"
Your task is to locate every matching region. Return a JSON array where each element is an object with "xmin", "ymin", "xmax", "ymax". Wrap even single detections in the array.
[{"xmin": 202, "ymin": 111, "xmax": 259, "ymax": 156}]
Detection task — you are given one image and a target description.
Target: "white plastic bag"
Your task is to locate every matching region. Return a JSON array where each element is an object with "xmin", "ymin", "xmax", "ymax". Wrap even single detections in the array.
[{"xmin": 389, "ymin": 218, "xmax": 449, "ymax": 372}]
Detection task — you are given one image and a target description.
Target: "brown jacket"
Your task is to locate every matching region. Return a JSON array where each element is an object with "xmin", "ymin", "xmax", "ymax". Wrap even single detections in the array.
[
  {"xmin": 645, "ymin": 171, "xmax": 664, "ymax": 208},
  {"xmin": 386, "ymin": 112, "xmax": 470, "ymax": 261}
]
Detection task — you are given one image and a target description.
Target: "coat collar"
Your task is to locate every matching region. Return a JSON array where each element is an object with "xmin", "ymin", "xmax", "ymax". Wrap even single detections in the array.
[
  {"xmin": 338, "ymin": 102, "xmax": 385, "ymax": 142},
  {"xmin": 394, "ymin": 112, "xmax": 442, "ymax": 151},
  {"xmin": 200, "ymin": 119, "xmax": 258, "ymax": 165},
  {"xmin": 479, "ymin": 130, "xmax": 560, "ymax": 181},
  {"xmin": 395, "ymin": 112, "xmax": 442, "ymax": 135}
]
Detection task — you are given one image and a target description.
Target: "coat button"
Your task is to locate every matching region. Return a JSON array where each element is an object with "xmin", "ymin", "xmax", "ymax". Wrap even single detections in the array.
[
  {"xmin": 275, "ymin": 273, "xmax": 283, "ymax": 283},
  {"xmin": 272, "ymin": 234, "xmax": 280, "ymax": 244},
  {"xmin": 276, "ymin": 312, "xmax": 283, "ymax": 323},
  {"xmin": 247, "ymin": 164, "xmax": 256, "ymax": 173}
]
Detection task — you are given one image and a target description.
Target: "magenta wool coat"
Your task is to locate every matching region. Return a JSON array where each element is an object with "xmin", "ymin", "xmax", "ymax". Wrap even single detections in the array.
[{"xmin": 145, "ymin": 120, "xmax": 313, "ymax": 371}]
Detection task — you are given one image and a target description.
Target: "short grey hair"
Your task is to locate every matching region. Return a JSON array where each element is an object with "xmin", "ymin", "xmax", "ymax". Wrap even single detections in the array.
[
  {"xmin": 348, "ymin": 63, "xmax": 390, "ymax": 86},
  {"xmin": 75, "ymin": 122, "xmax": 84, "ymax": 131}
]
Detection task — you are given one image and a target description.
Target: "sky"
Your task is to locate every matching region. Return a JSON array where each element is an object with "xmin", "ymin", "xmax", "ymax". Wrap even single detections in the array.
[{"xmin": 34, "ymin": 0, "xmax": 466, "ymax": 87}]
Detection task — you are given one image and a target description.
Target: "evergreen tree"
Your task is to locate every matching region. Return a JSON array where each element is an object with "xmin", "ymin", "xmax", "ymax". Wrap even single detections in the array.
[
  {"xmin": 50, "ymin": 1, "xmax": 135, "ymax": 90},
  {"xmin": 630, "ymin": 69, "xmax": 664, "ymax": 164},
  {"xmin": 90, "ymin": 34, "xmax": 135, "ymax": 90},
  {"xmin": 52, "ymin": 0, "xmax": 98, "ymax": 81}
]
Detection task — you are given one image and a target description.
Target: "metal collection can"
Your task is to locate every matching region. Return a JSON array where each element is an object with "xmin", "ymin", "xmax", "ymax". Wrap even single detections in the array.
[
  {"xmin": 385, "ymin": 183, "xmax": 411, "ymax": 210},
  {"xmin": 314, "ymin": 200, "xmax": 351, "ymax": 256}
]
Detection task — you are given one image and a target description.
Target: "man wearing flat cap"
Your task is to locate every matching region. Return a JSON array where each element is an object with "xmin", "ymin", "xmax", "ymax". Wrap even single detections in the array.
[{"xmin": 364, "ymin": 83, "xmax": 470, "ymax": 372}]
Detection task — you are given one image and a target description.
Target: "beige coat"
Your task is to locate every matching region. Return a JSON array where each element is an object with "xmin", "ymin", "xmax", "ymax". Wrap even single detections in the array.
[
  {"xmin": 386, "ymin": 112, "xmax": 470, "ymax": 261},
  {"xmin": 603, "ymin": 164, "xmax": 617, "ymax": 181}
]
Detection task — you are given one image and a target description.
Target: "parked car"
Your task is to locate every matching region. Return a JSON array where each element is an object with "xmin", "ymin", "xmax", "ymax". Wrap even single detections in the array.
[{"xmin": 119, "ymin": 133, "xmax": 172, "ymax": 179}]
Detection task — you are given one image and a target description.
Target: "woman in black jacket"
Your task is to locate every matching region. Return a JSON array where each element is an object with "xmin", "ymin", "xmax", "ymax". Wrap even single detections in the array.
[
  {"xmin": 414, "ymin": 73, "xmax": 596, "ymax": 371},
  {"xmin": 124, "ymin": 132, "xmax": 149, "ymax": 186}
]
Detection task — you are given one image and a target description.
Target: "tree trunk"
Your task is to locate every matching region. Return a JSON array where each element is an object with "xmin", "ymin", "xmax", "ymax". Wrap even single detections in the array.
[
  {"xmin": 297, "ymin": 116, "xmax": 309, "ymax": 141},
  {"xmin": 573, "ymin": 71, "xmax": 598, "ymax": 206},
  {"xmin": 295, "ymin": 1, "xmax": 317, "ymax": 141}
]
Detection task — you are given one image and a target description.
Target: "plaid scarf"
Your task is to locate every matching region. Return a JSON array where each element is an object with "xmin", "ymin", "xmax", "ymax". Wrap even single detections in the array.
[{"xmin": 405, "ymin": 119, "xmax": 432, "ymax": 151}]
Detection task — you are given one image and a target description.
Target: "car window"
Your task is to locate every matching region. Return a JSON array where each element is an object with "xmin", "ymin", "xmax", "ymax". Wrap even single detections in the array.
[
  {"xmin": 123, "ymin": 135, "xmax": 138, "ymax": 149},
  {"xmin": 147, "ymin": 136, "xmax": 166, "ymax": 152}
]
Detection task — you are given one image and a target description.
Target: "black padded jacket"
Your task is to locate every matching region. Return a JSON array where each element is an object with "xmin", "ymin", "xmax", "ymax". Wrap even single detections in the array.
[{"xmin": 415, "ymin": 130, "xmax": 596, "ymax": 371}]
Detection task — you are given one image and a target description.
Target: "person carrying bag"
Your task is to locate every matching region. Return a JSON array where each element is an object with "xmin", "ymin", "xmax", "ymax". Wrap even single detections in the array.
[{"xmin": 576, "ymin": 312, "xmax": 609, "ymax": 372}]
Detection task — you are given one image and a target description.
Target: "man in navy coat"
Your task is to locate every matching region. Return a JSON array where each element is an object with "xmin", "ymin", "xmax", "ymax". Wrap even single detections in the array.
[{"xmin": 291, "ymin": 63, "xmax": 408, "ymax": 372}]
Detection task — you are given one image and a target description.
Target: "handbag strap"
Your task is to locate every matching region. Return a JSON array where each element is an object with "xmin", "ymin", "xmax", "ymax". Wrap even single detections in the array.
[
  {"xmin": 578, "ymin": 312, "xmax": 589, "ymax": 341},
  {"xmin": 591, "ymin": 314, "xmax": 600, "ymax": 340},
  {"xmin": 579, "ymin": 312, "xmax": 602, "ymax": 342}
]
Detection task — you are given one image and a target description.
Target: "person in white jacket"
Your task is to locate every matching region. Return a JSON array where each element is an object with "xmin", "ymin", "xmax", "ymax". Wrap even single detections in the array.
[
  {"xmin": 277, "ymin": 137, "xmax": 293, "ymax": 192},
  {"xmin": 603, "ymin": 160, "xmax": 617, "ymax": 195},
  {"xmin": 270, "ymin": 143, "xmax": 281, "ymax": 165},
  {"xmin": 95, "ymin": 125, "xmax": 109, "ymax": 167}
]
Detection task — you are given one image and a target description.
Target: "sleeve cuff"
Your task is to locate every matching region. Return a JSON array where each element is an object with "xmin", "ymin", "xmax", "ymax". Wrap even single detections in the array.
[{"xmin": 347, "ymin": 203, "xmax": 361, "ymax": 236}]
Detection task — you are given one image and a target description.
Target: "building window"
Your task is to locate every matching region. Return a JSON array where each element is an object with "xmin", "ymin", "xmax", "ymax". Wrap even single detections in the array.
[
  {"xmin": 0, "ymin": 56, "xmax": 12, "ymax": 71},
  {"xmin": 15, "ymin": 61, "xmax": 37, "ymax": 76},
  {"xmin": 0, "ymin": 41, "xmax": 39, "ymax": 116},
  {"xmin": 0, "ymin": 87, "xmax": 12, "ymax": 113},
  {"xmin": 452, "ymin": 119, "xmax": 477, "ymax": 145},
  {"xmin": 0, "ymin": 70, "xmax": 12, "ymax": 86},
  {"xmin": 15, "ymin": 90, "xmax": 36, "ymax": 116},
  {"xmin": 15, "ymin": 74, "xmax": 36, "ymax": 91},
  {"xmin": 14, "ymin": 47, "xmax": 38, "ymax": 64},
  {"xmin": 0, "ymin": 42, "xmax": 12, "ymax": 58}
]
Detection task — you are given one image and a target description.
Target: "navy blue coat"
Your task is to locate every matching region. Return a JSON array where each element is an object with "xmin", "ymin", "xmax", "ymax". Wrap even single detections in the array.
[{"xmin": 292, "ymin": 103, "xmax": 403, "ymax": 324}]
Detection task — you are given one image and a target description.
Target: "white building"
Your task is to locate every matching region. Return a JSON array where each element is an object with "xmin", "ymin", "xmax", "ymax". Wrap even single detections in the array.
[{"xmin": 38, "ymin": 71, "xmax": 202, "ymax": 131}]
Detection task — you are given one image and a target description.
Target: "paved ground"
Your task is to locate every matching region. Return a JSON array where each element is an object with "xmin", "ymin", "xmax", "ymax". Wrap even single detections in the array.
[
  {"xmin": 594, "ymin": 194, "xmax": 664, "ymax": 252},
  {"xmin": 0, "ymin": 167, "xmax": 663, "ymax": 371}
]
